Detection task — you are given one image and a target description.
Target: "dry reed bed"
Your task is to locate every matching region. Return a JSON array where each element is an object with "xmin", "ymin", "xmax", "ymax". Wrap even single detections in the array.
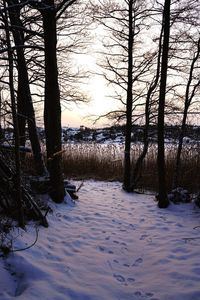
[
  {"xmin": 24, "ymin": 142, "xmax": 200, "ymax": 192},
  {"xmin": 61, "ymin": 143, "xmax": 200, "ymax": 192}
]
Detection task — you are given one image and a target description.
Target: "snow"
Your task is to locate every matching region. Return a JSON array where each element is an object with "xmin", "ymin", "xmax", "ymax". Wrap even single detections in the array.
[{"xmin": 1, "ymin": 180, "xmax": 200, "ymax": 300}]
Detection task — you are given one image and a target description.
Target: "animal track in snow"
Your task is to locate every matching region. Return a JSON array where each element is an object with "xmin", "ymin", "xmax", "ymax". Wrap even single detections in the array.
[
  {"xmin": 113, "ymin": 240, "xmax": 119, "ymax": 244},
  {"xmin": 127, "ymin": 277, "xmax": 135, "ymax": 283},
  {"xmin": 113, "ymin": 274, "xmax": 125, "ymax": 282},
  {"xmin": 123, "ymin": 263, "xmax": 130, "ymax": 268},
  {"xmin": 132, "ymin": 257, "xmax": 143, "ymax": 266},
  {"xmin": 140, "ymin": 234, "xmax": 149, "ymax": 240}
]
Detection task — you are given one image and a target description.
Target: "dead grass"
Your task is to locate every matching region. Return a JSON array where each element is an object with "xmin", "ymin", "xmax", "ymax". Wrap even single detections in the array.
[
  {"xmin": 62, "ymin": 143, "xmax": 123, "ymax": 181},
  {"xmin": 23, "ymin": 142, "xmax": 200, "ymax": 192}
]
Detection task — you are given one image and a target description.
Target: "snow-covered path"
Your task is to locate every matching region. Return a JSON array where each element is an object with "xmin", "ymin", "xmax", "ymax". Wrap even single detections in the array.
[{"xmin": 1, "ymin": 181, "xmax": 200, "ymax": 300}]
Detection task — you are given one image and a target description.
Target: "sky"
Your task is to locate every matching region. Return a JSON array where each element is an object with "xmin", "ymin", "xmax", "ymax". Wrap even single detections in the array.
[
  {"xmin": 60, "ymin": 51, "xmax": 200, "ymax": 129},
  {"xmin": 58, "ymin": 2, "xmax": 200, "ymax": 130},
  {"xmin": 61, "ymin": 53, "xmax": 119, "ymax": 128}
]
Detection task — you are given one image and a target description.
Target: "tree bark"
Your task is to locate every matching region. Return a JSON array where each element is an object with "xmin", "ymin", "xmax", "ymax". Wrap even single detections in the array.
[
  {"xmin": 157, "ymin": 0, "xmax": 171, "ymax": 208},
  {"xmin": 123, "ymin": 0, "xmax": 133, "ymax": 192},
  {"xmin": 8, "ymin": 0, "xmax": 47, "ymax": 175},
  {"xmin": 42, "ymin": 0, "xmax": 65, "ymax": 202},
  {"xmin": 3, "ymin": 0, "xmax": 24, "ymax": 227}
]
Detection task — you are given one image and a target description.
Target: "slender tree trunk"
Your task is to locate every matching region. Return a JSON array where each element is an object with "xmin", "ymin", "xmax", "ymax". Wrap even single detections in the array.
[
  {"xmin": 3, "ymin": 0, "xmax": 24, "ymax": 227},
  {"xmin": 173, "ymin": 38, "xmax": 200, "ymax": 188},
  {"xmin": 42, "ymin": 1, "xmax": 65, "ymax": 202},
  {"xmin": 8, "ymin": 0, "xmax": 47, "ymax": 175},
  {"xmin": 0, "ymin": 89, "xmax": 3, "ymax": 141},
  {"xmin": 123, "ymin": 0, "xmax": 133, "ymax": 192},
  {"xmin": 131, "ymin": 30, "xmax": 163, "ymax": 190},
  {"xmin": 157, "ymin": 0, "xmax": 171, "ymax": 208},
  {"xmin": 172, "ymin": 110, "xmax": 187, "ymax": 188},
  {"xmin": 17, "ymin": 79, "xmax": 26, "ymax": 146}
]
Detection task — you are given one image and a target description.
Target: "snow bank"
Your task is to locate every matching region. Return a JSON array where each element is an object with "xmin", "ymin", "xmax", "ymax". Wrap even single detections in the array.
[{"xmin": 1, "ymin": 181, "xmax": 200, "ymax": 300}]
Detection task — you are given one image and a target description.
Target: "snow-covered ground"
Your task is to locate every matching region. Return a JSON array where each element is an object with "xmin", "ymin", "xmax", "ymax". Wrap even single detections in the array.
[{"xmin": 1, "ymin": 180, "xmax": 200, "ymax": 300}]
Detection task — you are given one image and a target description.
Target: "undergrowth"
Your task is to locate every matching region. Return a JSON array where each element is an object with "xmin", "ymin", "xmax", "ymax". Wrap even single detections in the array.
[{"xmin": 0, "ymin": 217, "xmax": 14, "ymax": 256}]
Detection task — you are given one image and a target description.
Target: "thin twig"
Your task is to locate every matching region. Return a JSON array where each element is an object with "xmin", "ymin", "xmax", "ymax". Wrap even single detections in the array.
[
  {"xmin": 77, "ymin": 181, "xmax": 84, "ymax": 192},
  {"xmin": 11, "ymin": 226, "xmax": 39, "ymax": 252}
]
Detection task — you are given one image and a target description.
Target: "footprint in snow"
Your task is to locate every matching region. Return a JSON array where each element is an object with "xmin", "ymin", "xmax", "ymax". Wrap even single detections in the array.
[
  {"xmin": 62, "ymin": 215, "xmax": 71, "ymax": 221},
  {"xmin": 176, "ymin": 223, "xmax": 184, "ymax": 228},
  {"xmin": 123, "ymin": 263, "xmax": 130, "ymax": 267},
  {"xmin": 145, "ymin": 292, "xmax": 154, "ymax": 297},
  {"xmin": 134, "ymin": 291, "xmax": 142, "ymax": 296},
  {"xmin": 140, "ymin": 234, "xmax": 149, "ymax": 240},
  {"xmin": 94, "ymin": 212, "xmax": 102, "ymax": 217},
  {"xmin": 113, "ymin": 274, "xmax": 125, "ymax": 282},
  {"xmin": 98, "ymin": 246, "xmax": 113, "ymax": 254},
  {"xmin": 113, "ymin": 275, "xmax": 135, "ymax": 286},
  {"xmin": 127, "ymin": 277, "xmax": 135, "ymax": 283},
  {"xmin": 129, "ymin": 223, "xmax": 135, "ymax": 229},
  {"xmin": 113, "ymin": 259, "xmax": 119, "ymax": 264},
  {"xmin": 119, "ymin": 229, "xmax": 127, "ymax": 232},
  {"xmin": 120, "ymin": 242, "xmax": 127, "ymax": 246},
  {"xmin": 113, "ymin": 240, "xmax": 119, "ymax": 244},
  {"xmin": 134, "ymin": 291, "xmax": 155, "ymax": 298},
  {"xmin": 98, "ymin": 246, "xmax": 105, "ymax": 252},
  {"xmin": 132, "ymin": 257, "xmax": 143, "ymax": 266}
]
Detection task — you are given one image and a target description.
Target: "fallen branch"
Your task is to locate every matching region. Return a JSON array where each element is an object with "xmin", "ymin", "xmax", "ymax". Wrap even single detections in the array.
[{"xmin": 77, "ymin": 181, "xmax": 84, "ymax": 192}]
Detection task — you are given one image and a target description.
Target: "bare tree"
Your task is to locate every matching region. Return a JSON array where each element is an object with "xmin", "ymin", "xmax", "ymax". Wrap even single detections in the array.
[
  {"xmin": 40, "ymin": 0, "xmax": 65, "ymax": 202},
  {"xmin": 92, "ymin": 0, "xmax": 158, "ymax": 191},
  {"xmin": 173, "ymin": 36, "xmax": 200, "ymax": 188},
  {"xmin": 1, "ymin": 0, "xmax": 24, "ymax": 226},
  {"xmin": 7, "ymin": 0, "xmax": 47, "ymax": 175},
  {"xmin": 131, "ymin": 29, "xmax": 163, "ymax": 190},
  {"xmin": 157, "ymin": 0, "xmax": 171, "ymax": 208}
]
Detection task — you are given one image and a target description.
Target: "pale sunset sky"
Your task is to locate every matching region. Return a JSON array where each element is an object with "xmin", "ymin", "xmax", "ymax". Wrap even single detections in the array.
[{"xmin": 61, "ymin": 53, "xmax": 118, "ymax": 128}]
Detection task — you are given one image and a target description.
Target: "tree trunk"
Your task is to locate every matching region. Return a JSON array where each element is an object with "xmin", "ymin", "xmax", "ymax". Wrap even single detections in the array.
[
  {"xmin": 42, "ymin": 1, "xmax": 65, "ymax": 203},
  {"xmin": 131, "ymin": 29, "xmax": 163, "ymax": 190},
  {"xmin": 8, "ymin": 0, "xmax": 47, "ymax": 175},
  {"xmin": 123, "ymin": 0, "xmax": 133, "ymax": 192},
  {"xmin": 157, "ymin": 0, "xmax": 171, "ymax": 208},
  {"xmin": 17, "ymin": 78, "xmax": 26, "ymax": 147},
  {"xmin": 173, "ymin": 38, "xmax": 200, "ymax": 189},
  {"xmin": 3, "ymin": 0, "xmax": 24, "ymax": 227}
]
